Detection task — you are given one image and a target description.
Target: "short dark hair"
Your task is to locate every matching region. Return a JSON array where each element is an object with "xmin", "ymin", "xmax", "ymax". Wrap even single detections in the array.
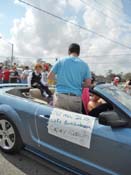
[{"xmin": 68, "ymin": 43, "xmax": 80, "ymax": 56}]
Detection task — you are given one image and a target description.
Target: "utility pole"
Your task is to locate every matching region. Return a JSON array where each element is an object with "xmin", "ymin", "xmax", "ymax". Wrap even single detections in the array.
[{"xmin": 11, "ymin": 43, "xmax": 14, "ymax": 66}]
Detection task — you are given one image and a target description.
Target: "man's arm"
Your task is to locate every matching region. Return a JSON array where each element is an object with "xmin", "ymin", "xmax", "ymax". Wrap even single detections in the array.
[
  {"xmin": 87, "ymin": 101, "xmax": 94, "ymax": 112},
  {"xmin": 48, "ymin": 59, "xmax": 60, "ymax": 81},
  {"xmin": 47, "ymin": 71, "xmax": 55, "ymax": 81}
]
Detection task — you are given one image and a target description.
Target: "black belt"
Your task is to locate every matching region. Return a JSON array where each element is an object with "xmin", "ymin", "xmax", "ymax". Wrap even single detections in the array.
[{"xmin": 62, "ymin": 93, "xmax": 77, "ymax": 96}]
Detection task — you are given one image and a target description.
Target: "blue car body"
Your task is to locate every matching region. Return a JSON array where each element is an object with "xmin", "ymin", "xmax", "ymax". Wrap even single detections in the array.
[{"xmin": 0, "ymin": 84, "xmax": 131, "ymax": 175}]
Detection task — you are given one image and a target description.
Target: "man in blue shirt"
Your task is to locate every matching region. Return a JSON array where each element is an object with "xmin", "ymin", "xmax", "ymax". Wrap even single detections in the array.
[{"xmin": 48, "ymin": 43, "xmax": 91, "ymax": 113}]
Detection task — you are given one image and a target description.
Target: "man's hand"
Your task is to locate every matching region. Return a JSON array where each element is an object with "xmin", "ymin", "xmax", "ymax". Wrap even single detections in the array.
[{"xmin": 47, "ymin": 71, "xmax": 55, "ymax": 81}]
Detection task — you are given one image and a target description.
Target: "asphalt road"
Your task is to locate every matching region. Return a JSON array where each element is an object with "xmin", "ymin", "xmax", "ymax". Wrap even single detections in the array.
[{"xmin": 0, "ymin": 150, "xmax": 74, "ymax": 175}]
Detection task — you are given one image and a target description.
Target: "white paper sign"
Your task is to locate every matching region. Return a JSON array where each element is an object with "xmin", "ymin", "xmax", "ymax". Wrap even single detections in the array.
[{"xmin": 48, "ymin": 108, "xmax": 95, "ymax": 149}]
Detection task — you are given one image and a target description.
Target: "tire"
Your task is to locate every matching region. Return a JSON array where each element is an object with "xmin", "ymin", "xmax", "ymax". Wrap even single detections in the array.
[{"xmin": 0, "ymin": 115, "xmax": 24, "ymax": 154}]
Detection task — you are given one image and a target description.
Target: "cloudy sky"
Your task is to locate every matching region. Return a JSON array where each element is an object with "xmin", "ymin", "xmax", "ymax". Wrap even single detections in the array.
[{"xmin": 0, "ymin": 0, "xmax": 131, "ymax": 75}]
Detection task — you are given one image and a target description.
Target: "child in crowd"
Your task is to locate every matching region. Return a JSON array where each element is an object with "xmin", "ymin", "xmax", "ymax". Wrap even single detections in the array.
[{"xmin": 28, "ymin": 64, "xmax": 52, "ymax": 98}]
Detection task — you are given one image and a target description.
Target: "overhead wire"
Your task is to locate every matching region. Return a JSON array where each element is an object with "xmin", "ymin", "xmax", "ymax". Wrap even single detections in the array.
[
  {"xmin": 18, "ymin": 0, "xmax": 131, "ymax": 50},
  {"xmin": 81, "ymin": 47, "xmax": 131, "ymax": 54},
  {"xmin": 84, "ymin": 61, "xmax": 131, "ymax": 65},
  {"xmin": 79, "ymin": 0, "xmax": 128, "ymax": 27},
  {"xmin": 110, "ymin": 0, "xmax": 131, "ymax": 24},
  {"xmin": 82, "ymin": 53, "xmax": 131, "ymax": 57},
  {"xmin": 82, "ymin": 50, "xmax": 131, "ymax": 55},
  {"xmin": 94, "ymin": 0, "xmax": 131, "ymax": 24},
  {"xmin": 110, "ymin": 0, "xmax": 123, "ymax": 11},
  {"xmin": 94, "ymin": 0, "xmax": 124, "ymax": 17}
]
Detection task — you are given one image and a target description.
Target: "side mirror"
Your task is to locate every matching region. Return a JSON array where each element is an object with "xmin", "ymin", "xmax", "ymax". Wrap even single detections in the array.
[{"xmin": 99, "ymin": 111, "xmax": 128, "ymax": 128}]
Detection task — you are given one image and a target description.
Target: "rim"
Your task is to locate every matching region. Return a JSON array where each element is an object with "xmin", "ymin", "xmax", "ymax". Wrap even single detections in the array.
[{"xmin": 0, "ymin": 119, "xmax": 15, "ymax": 150}]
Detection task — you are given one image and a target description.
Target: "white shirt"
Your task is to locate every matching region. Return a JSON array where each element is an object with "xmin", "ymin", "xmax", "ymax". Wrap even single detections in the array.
[{"xmin": 27, "ymin": 71, "xmax": 47, "ymax": 87}]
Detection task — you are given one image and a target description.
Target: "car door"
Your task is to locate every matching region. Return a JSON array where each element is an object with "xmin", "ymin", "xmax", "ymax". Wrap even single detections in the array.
[
  {"xmin": 1, "ymin": 90, "xmax": 39, "ymax": 149},
  {"xmin": 36, "ymin": 101, "xmax": 131, "ymax": 175}
]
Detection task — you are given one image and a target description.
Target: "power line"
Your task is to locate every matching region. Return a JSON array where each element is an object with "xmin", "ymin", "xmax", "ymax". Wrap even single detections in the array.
[
  {"xmin": 110, "ymin": 0, "xmax": 131, "ymax": 23},
  {"xmin": 0, "ymin": 56, "xmax": 10, "ymax": 58},
  {"xmin": 82, "ymin": 53, "xmax": 131, "ymax": 57},
  {"xmin": 79, "ymin": 0, "xmax": 127, "ymax": 27},
  {"xmin": 82, "ymin": 47, "xmax": 131, "ymax": 55},
  {"xmin": 82, "ymin": 48, "xmax": 131, "ymax": 53},
  {"xmin": 94, "ymin": 0, "xmax": 131, "ymax": 24},
  {"xmin": 18, "ymin": 0, "xmax": 131, "ymax": 50},
  {"xmin": 94, "ymin": 0, "xmax": 123, "ymax": 17},
  {"xmin": 85, "ymin": 60, "xmax": 131, "ymax": 65},
  {"xmin": 86, "ymin": 61, "xmax": 131, "ymax": 64},
  {"xmin": 82, "ymin": 50, "xmax": 131, "ymax": 55},
  {"xmin": 88, "ymin": 63, "xmax": 129, "ymax": 65},
  {"xmin": 110, "ymin": 0, "xmax": 123, "ymax": 11}
]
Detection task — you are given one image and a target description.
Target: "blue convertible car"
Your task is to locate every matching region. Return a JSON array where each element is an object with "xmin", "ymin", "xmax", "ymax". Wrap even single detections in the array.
[{"xmin": 0, "ymin": 83, "xmax": 131, "ymax": 175}]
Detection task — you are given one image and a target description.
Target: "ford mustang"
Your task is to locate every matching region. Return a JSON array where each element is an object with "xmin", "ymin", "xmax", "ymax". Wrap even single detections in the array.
[{"xmin": 0, "ymin": 83, "xmax": 130, "ymax": 175}]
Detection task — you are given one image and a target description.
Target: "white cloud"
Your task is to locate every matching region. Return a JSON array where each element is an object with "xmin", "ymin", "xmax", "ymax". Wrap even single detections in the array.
[
  {"xmin": 11, "ymin": 0, "xmax": 83, "ymax": 58},
  {"xmin": 66, "ymin": 0, "xmax": 83, "ymax": 12},
  {"xmin": 1, "ymin": 0, "xmax": 131, "ymax": 74},
  {"xmin": 0, "ymin": 34, "xmax": 13, "ymax": 61}
]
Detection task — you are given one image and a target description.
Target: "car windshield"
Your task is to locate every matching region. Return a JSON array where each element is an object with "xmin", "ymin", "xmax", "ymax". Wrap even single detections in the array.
[{"xmin": 100, "ymin": 85, "xmax": 131, "ymax": 111}]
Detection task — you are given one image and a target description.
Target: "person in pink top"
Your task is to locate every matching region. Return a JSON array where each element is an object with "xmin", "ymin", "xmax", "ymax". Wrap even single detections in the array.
[
  {"xmin": 82, "ymin": 88, "xmax": 90, "ymax": 114},
  {"xmin": 82, "ymin": 74, "xmax": 95, "ymax": 114}
]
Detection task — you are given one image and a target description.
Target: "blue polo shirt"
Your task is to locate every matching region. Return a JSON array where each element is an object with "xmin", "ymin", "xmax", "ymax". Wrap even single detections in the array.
[{"xmin": 51, "ymin": 56, "xmax": 91, "ymax": 96}]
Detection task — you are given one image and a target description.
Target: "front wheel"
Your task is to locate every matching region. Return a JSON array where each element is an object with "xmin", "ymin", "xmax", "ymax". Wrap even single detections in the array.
[{"xmin": 0, "ymin": 115, "xmax": 23, "ymax": 154}]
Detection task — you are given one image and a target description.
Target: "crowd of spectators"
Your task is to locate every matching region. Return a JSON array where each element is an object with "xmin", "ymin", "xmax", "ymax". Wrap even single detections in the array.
[
  {"xmin": 0, "ymin": 62, "xmax": 52, "ymax": 85},
  {"xmin": 0, "ymin": 62, "xmax": 29, "ymax": 84},
  {"xmin": 0, "ymin": 60, "xmax": 131, "ymax": 98}
]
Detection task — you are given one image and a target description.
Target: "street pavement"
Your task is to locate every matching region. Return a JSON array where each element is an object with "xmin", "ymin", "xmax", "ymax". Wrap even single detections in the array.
[{"xmin": 0, "ymin": 150, "xmax": 73, "ymax": 175}]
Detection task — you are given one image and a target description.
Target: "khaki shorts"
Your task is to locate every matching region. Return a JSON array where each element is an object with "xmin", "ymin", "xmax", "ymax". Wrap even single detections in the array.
[{"xmin": 53, "ymin": 93, "xmax": 82, "ymax": 113}]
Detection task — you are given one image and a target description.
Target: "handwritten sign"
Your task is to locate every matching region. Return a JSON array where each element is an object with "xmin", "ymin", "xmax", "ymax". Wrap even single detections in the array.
[{"xmin": 48, "ymin": 108, "xmax": 95, "ymax": 149}]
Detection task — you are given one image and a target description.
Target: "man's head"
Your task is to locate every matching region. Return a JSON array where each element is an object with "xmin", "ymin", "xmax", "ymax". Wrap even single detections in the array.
[
  {"xmin": 25, "ymin": 66, "xmax": 29, "ymax": 70},
  {"xmin": 68, "ymin": 43, "xmax": 80, "ymax": 56},
  {"xmin": 92, "ymin": 94, "xmax": 100, "ymax": 102}
]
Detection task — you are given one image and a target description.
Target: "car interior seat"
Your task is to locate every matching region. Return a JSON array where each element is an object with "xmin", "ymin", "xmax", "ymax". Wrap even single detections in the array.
[
  {"xmin": 29, "ymin": 88, "xmax": 48, "ymax": 104},
  {"xmin": 29, "ymin": 88, "xmax": 43, "ymax": 100}
]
